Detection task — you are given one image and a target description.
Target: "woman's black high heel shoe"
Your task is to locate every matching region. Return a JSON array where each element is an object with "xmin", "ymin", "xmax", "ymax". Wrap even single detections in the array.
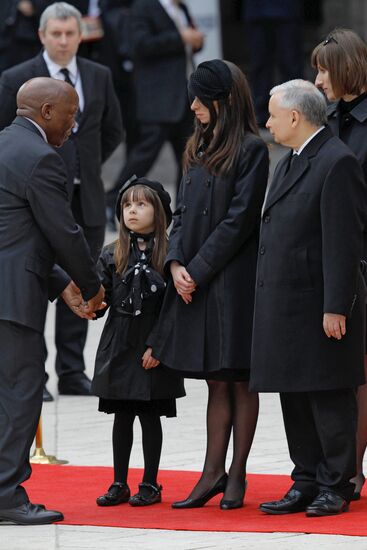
[
  {"xmin": 220, "ymin": 479, "xmax": 248, "ymax": 510},
  {"xmin": 172, "ymin": 473, "xmax": 228, "ymax": 509},
  {"xmin": 351, "ymin": 473, "xmax": 365, "ymax": 501}
]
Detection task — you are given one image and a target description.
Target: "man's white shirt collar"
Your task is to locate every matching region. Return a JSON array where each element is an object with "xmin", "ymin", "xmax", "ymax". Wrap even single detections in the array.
[
  {"xmin": 294, "ymin": 126, "xmax": 325, "ymax": 156},
  {"xmin": 43, "ymin": 50, "xmax": 78, "ymax": 83}
]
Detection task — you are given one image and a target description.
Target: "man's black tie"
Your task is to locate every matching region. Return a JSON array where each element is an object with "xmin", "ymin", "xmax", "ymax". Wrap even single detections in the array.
[
  {"xmin": 60, "ymin": 67, "xmax": 73, "ymax": 87},
  {"xmin": 286, "ymin": 152, "xmax": 299, "ymax": 174},
  {"xmin": 60, "ymin": 68, "xmax": 81, "ymax": 125}
]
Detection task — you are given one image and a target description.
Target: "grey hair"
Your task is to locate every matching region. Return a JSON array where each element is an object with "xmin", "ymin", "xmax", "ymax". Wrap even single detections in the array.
[
  {"xmin": 39, "ymin": 2, "xmax": 82, "ymax": 32},
  {"xmin": 270, "ymin": 79, "xmax": 327, "ymax": 127}
]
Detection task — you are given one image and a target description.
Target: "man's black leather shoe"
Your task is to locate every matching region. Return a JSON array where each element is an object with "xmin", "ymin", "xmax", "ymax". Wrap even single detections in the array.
[
  {"xmin": 259, "ymin": 489, "xmax": 315, "ymax": 515},
  {"xmin": 43, "ymin": 384, "xmax": 54, "ymax": 402},
  {"xmin": 58, "ymin": 374, "xmax": 92, "ymax": 396},
  {"xmin": 0, "ymin": 502, "xmax": 63, "ymax": 525},
  {"xmin": 306, "ymin": 491, "xmax": 349, "ymax": 517}
]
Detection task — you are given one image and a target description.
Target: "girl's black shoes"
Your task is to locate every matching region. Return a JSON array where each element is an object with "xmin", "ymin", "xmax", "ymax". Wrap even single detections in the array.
[
  {"xmin": 96, "ymin": 482, "xmax": 130, "ymax": 506},
  {"xmin": 171, "ymin": 473, "xmax": 228, "ymax": 509},
  {"xmin": 220, "ymin": 479, "xmax": 248, "ymax": 510},
  {"xmin": 128, "ymin": 482, "xmax": 162, "ymax": 506}
]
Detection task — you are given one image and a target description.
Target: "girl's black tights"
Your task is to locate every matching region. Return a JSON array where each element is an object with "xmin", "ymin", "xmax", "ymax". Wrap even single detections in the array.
[
  {"xmin": 187, "ymin": 380, "xmax": 259, "ymax": 502},
  {"xmin": 112, "ymin": 410, "xmax": 163, "ymax": 486}
]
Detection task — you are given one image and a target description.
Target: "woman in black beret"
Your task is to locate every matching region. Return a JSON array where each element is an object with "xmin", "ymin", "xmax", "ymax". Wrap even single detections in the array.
[{"xmin": 148, "ymin": 59, "xmax": 269, "ymax": 509}]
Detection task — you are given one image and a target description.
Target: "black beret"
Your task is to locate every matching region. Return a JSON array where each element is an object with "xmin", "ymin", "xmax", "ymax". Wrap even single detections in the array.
[
  {"xmin": 115, "ymin": 175, "xmax": 172, "ymax": 227},
  {"xmin": 188, "ymin": 59, "xmax": 233, "ymax": 102}
]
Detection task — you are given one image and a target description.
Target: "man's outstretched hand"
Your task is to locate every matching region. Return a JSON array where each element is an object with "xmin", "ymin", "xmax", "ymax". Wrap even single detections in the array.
[
  {"xmin": 84, "ymin": 285, "xmax": 106, "ymax": 315},
  {"xmin": 61, "ymin": 282, "xmax": 105, "ymax": 319}
]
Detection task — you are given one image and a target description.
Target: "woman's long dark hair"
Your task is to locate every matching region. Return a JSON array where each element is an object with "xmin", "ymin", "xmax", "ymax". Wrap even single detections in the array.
[
  {"xmin": 114, "ymin": 185, "xmax": 168, "ymax": 275},
  {"xmin": 183, "ymin": 61, "xmax": 259, "ymax": 176}
]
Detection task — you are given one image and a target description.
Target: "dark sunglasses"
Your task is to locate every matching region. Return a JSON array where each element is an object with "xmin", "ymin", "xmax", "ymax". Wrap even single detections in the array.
[{"xmin": 323, "ymin": 35, "xmax": 338, "ymax": 45}]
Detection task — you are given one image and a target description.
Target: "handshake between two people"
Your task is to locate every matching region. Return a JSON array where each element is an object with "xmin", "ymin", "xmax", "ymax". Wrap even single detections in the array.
[{"xmin": 61, "ymin": 281, "xmax": 106, "ymax": 320}]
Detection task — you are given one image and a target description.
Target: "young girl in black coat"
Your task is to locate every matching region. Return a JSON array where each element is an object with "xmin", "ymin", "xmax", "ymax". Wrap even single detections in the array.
[{"xmin": 91, "ymin": 176, "xmax": 185, "ymax": 507}]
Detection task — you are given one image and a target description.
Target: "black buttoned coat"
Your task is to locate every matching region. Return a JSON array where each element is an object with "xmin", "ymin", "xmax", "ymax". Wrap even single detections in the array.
[
  {"xmin": 148, "ymin": 134, "xmax": 269, "ymax": 376},
  {"xmin": 327, "ymin": 97, "xmax": 367, "ymax": 258},
  {"xmin": 91, "ymin": 245, "xmax": 185, "ymax": 401},
  {"xmin": 250, "ymin": 127, "xmax": 367, "ymax": 393}
]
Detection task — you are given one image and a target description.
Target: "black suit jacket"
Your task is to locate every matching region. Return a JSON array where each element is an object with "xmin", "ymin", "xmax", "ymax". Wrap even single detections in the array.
[
  {"xmin": 131, "ymin": 0, "xmax": 195, "ymax": 124},
  {"xmin": 0, "ymin": 53, "xmax": 122, "ymax": 226},
  {"xmin": 0, "ymin": 117, "xmax": 101, "ymax": 333},
  {"xmin": 250, "ymin": 127, "xmax": 366, "ymax": 392}
]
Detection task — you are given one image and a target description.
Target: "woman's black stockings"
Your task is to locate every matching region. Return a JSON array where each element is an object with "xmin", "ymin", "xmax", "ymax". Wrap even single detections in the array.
[{"xmin": 187, "ymin": 380, "xmax": 259, "ymax": 502}]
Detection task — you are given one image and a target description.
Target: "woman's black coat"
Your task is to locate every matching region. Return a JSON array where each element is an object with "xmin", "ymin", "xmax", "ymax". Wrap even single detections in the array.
[
  {"xmin": 148, "ymin": 134, "xmax": 269, "ymax": 376},
  {"xmin": 91, "ymin": 245, "xmax": 185, "ymax": 400},
  {"xmin": 327, "ymin": 97, "xmax": 367, "ymax": 258}
]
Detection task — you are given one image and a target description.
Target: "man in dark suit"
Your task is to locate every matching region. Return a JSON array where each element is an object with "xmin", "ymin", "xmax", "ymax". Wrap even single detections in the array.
[
  {"xmin": 105, "ymin": 0, "xmax": 204, "ymax": 228},
  {"xmin": 0, "ymin": 77, "xmax": 104, "ymax": 524},
  {"xmin": 0, "ymin": 2, "xmax": 122, "ymax": 398},
  {"xmin": 250, "ymin": 79, "xmax": 366, "ymax": 516}
]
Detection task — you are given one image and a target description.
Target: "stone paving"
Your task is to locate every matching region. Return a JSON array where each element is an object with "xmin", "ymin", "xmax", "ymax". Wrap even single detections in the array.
[{"xmin": 3, "ymin": 141, "xmax": 367, "ymax": 549}]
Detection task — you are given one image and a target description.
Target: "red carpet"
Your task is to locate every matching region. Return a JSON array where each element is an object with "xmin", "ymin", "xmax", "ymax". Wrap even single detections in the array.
[{"xmin": 24, "ymin": 465, "xmax": 367, "ymax": 535}]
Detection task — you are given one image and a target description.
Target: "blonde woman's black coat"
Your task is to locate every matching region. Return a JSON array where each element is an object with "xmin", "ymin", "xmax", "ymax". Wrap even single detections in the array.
[{"xmin": 148, "ymin": 134, "xmax": 269, "ymax": 376}]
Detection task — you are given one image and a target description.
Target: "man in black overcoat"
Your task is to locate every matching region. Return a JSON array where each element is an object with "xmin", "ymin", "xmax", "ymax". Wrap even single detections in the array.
[
  {"xmin": 250, "ymin": 79, "xmax": 367, "ymax": 516},
  {"xmin": 0, "ymin": 77, "xmax": 104, "ymax": 524},
  {"xmin": 105, "ymin": 0, "xmax": 204, "ymax": 226},
  {"xmin": 0, "ymin": 2, "xmax": 122, "ymax": 398}
]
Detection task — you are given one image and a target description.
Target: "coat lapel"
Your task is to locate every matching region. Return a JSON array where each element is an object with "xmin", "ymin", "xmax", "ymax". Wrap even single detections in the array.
[
  {"xmin": 155, "ymin": 0, "xmax": 180, "ymax": 30},
  {"xmin": 32, "ymin": 52, "xmax": 50, "ymax": 77},
  {"xmin": 264, "ymin": 152, "xmax": 309, "ymax": 211},
  {"xmin": 264, "ymin": 126, "xmax": 333, "ymax": 212}
]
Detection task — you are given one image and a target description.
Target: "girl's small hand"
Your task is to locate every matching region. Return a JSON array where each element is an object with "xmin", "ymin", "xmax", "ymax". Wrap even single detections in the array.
[
  {"xmin": 142, "ymin": 347, "xmax": 160, "ymax": 369},
  {"xmin": 170, "ymin": 261, "xmax": 196, "ymax": 295}
]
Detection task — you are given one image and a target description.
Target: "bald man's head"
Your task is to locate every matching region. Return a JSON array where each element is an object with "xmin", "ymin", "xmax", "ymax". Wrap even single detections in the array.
[{"xmin": 16, "ymin": 77, "xmax": 79, "ymax": 147}]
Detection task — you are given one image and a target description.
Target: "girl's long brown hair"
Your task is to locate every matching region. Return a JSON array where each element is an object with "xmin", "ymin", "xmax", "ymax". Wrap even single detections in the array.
[
  {"xmin": 183, "ymin": 61, "xmax": 259, "ymax": 176},
  {"xmin": 114, "ymin": 185, "xmax": 168, "ymax": 275}
]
